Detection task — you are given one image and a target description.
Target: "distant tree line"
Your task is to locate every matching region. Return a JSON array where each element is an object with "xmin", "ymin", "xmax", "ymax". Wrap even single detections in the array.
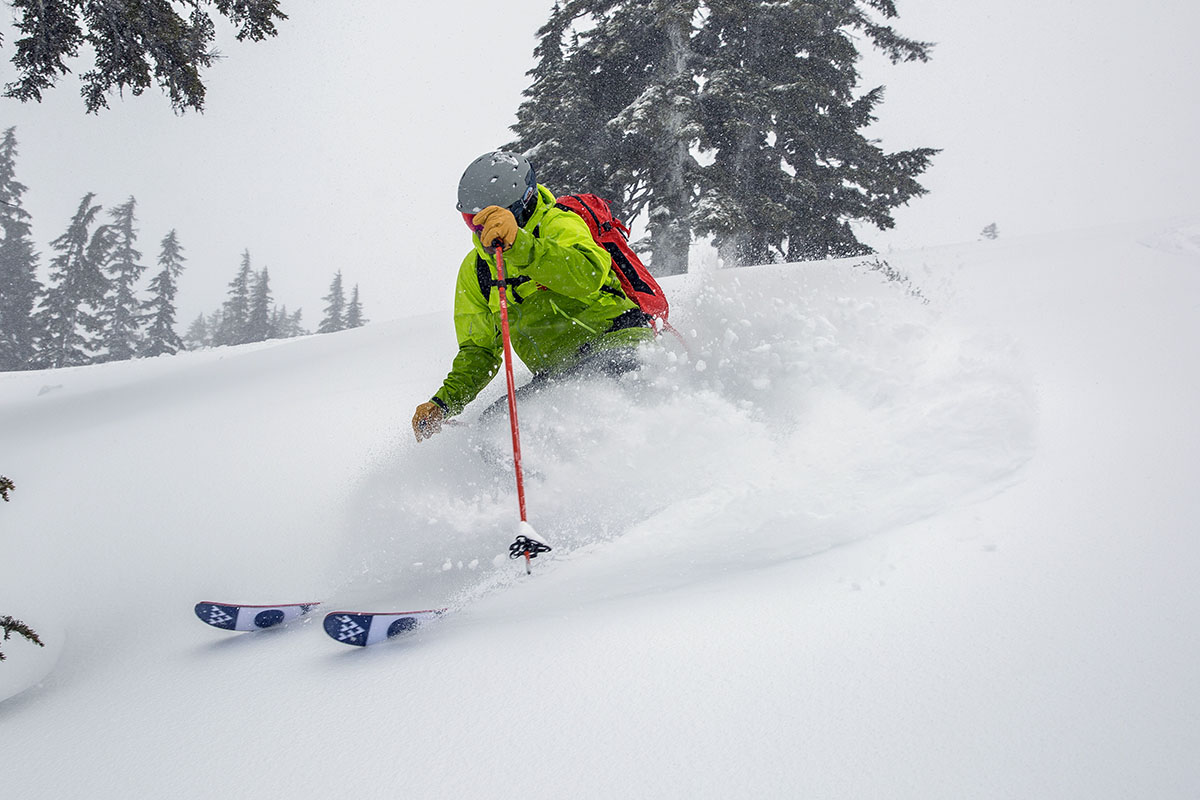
[
  {"xmin": 181, "ymin": 261, "xmax": 367, "ymax": 349},
  {"xmin": 0, "ymin": 127, "xmax": 368, "ymax": 373},
  {"xmin": 181, "ymin": 249, "xmax": 306, "ymax": 350}
]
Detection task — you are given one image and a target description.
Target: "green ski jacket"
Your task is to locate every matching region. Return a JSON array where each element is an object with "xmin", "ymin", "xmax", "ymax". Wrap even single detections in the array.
[{"xmin": 431, "ymin": 185, "xmax": 653, "ymax": 417}]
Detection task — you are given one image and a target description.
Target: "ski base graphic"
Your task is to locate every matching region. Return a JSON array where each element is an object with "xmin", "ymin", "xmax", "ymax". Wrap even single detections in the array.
[
  {"xmin": 322, "ymin": 609, "xmax": 445, "ymax": 647},
  {"xmin": 194, "ymin": 601, "xmax": 321, "ymax": 632}
]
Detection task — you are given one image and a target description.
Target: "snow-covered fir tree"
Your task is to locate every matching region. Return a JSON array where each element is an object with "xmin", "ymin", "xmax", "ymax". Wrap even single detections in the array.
[
  {"xmin": 141, "ymin": 230, "xmax": 186, "ymax": 357},
  {"xmin": 766, "ymin": 1, "xmax": 937, "ymax": 262},
  {"xmin": 99, "ymin": 197, "xmax": 146, "ymax": 362},
  {"xmin": 3, "ymin": 0, "xmax": 286, "ymax": 113},
  {"xmin": 245, "ymin": 267, "xmax": 275, "ymax": 343},
  {"xmin": 33, "ymin": 194, "xmax": 110, "ymax": 369},
  {"xmin": 510, "ymin": 0, "xmax": 703, "ymax": 276},
  {"xmin": 623, "ymin": 0, "xmax": 704, "ymax": 276},
  {"xmin": 508, "ymin": 3, "xmax": 629, "ymax": 206},
  {"xmin": 0, "ymin": 127, "xmax": 43, "ymax": 371},
  {"xmin": 318, "ymin": 271, "xmax": 346, "ymax": 333},
  {"xmin": 511, "ymin": 0, "xmax": 937, "ymax": 270},
  {"xmin": 215, "ymin": 250, "xmax": 254, "ymax": 346},
  {"xmin": 691, "ymin": 0, "xmax": 790, "ymax": 266},
  {"xmin": 345, "ymin": 285, "xmax": 367, "ymax": 329}
]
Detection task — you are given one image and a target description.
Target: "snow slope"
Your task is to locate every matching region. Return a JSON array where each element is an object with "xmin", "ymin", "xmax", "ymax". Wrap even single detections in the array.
[{"xmin": 1, "ymin": 221, "xmax": 1197, "ymax": 798}]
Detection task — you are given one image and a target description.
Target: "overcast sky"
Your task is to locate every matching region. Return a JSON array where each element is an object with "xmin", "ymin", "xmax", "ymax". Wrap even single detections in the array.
[{"xmin": 2, "ymin": 1, "xmax": 1197, "ymax": 327}]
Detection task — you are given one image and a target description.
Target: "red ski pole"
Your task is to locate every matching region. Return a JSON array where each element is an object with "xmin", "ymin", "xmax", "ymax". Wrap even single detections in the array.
[{"xmin": 493, "ymin": 245, "xmax": 550, "ymax": 573}]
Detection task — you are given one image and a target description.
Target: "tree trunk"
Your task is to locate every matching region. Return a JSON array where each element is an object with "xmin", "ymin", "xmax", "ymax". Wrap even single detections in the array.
[{"xmin": 646, "ymin": 4, "xmax": 694, "ymax": 277}]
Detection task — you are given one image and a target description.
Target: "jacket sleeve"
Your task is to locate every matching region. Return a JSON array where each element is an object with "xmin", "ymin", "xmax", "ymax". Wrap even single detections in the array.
[
  {"xmin": 431, "ymin": 256, "xmax": 502, "ymax": 417},
  {"xmin": 502, "ymin": 209, "xmax": 612, "ymax": 299}
]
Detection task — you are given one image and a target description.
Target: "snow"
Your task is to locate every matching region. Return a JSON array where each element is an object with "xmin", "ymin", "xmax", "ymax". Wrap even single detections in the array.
[{"xmin": 2, "ymin": 220, "xmax": 1199, "ymax": 798}]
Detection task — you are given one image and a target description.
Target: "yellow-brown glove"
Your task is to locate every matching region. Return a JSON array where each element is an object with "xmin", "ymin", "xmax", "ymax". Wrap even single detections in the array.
[
  {"xmin": 412, "ymin": 401, "xmax": 444, "ymax": 442},
  {"xmin": 473, "ymin": 205, "xmax": 519, "ymax": 251}
]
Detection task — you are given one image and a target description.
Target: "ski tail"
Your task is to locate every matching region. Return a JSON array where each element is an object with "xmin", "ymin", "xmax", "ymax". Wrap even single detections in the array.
[{"xmin": 322, "ymin": 609, "xmax": 446, "ymax": 647}]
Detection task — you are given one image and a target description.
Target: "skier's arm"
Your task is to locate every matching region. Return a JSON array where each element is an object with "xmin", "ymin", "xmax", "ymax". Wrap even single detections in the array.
[
  {"xmin": 430, "ymin": 259, "xmax": 502, "ymax": 417},
  {"xmin": 432, "ymin": 343, "xmax": 500, "ymax": 417},
  {"xmin": 503, "ymin": 211, "xmax": 612, "ymax": 299}
]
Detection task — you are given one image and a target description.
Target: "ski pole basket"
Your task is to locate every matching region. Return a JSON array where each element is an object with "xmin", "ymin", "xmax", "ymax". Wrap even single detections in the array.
[{"xmin": 509, "ymin": 535, "xmax": 552, "ymax": 562}]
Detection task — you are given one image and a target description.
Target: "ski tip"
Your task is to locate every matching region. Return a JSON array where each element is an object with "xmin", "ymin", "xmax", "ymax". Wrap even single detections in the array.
[{"xmin": 194, "ymin": 601, "xmax": 321, "ymax": 632}]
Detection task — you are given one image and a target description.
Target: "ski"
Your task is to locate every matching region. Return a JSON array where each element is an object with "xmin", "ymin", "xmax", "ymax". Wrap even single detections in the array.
[
  {"xmin": 322, "ymin": 608, "xmax": 446, "ymax": 647},
  {"xmin": 194, "ymin": 600, "xmax": 321, "ymax": 632}
]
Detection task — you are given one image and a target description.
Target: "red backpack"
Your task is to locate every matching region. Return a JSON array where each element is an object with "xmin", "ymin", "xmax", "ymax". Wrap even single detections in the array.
[{"xmin": 554, "ymin": 193, "xmax": 670, "ymax": 328}]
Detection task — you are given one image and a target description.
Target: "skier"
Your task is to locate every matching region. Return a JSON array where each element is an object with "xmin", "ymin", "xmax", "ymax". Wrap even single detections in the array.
[{"xmin": 412, "ymin": 151, "xmax": 656, "ymax": 442}]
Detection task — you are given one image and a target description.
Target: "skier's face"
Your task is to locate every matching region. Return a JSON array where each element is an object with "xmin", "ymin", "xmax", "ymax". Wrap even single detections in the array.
[{"xmin": 462, "ymin": 211, "xmax": 483, "ymax": 234}]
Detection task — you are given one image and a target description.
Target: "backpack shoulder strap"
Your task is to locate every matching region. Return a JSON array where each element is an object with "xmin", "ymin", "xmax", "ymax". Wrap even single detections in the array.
[{"xmin": 475, "ymin": 255, "xmax": 531, "ymax": 303}]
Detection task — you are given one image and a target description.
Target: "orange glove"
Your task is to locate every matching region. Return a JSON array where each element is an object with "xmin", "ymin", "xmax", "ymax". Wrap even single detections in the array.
[
  {"xmin": 473, "ymin": 205, "xmax": 519, "ymax": 251},
  {"xmin": 412, "ymin": 401, "xmax": 444, "ymax": 442}
]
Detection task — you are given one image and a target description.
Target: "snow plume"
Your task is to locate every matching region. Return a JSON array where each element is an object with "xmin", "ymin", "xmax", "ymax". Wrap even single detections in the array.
[{"xmin": 338, "ymin": 259, "xmax": 1035, "ymax": 607}]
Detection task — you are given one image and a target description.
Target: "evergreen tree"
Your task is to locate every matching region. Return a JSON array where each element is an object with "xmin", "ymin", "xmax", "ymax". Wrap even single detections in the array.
[
  {"xmin": 510, "ymin": 0, "xmax": 703, "ymax": 276},
  {"xmin": 141, "ymin": 230, "xmax": 186, "ymax": 357},
  {"xmin": 0, "ymin": 126, "xmax": 43, "ymax": 371},
  {"xmin": 271, "ymin": 304, "xmax": 308, "ymax": 339},
  {"xmin": 769, "ymin": 2, "xmax": 937, "ymax": 262},
  {"xmin": 318, "ymin": 271, "xmax": 346, "ymax": 334},
  {"xmin": 3, "ymin": 0, "xmax": 286, "ymax": 113},
  {"xmin": 206, "ymin": 309, "xmax": 224, "ymax": 344},
  {"xmin": 613, "ymin": 0, "xmax": 703, "ymax": 276},
  {"xmin": 286, "ymin": 308, "xmax": 307, "ymax": 338},
  {"xmin": 270, "ymin": 305, "xmax": 288, "ymax": 339},
  {"xmin": 183, "ymin": 312, "xmax": 209, "ymax": 350},
  {"xmin": 508, "ymin": 4, "xmax": 630, "ymax": 205},
  {"xmin": 34, "ymin": 193, "xmax": 110, "ymax": 369},
  {"xmin": 345, "ymin": 285, "xmax": 367, "ymax": 329},
  {"xmin": 512, "ymin": 0, "xmax": 937, "ymax": 270},
  {"xmin": 691, "ymin": 0, "xmax": 793, "ymax": 266},
  {"xmin": 245, "ymin": 267, "xmax": 275, "ymax": 343},
  {"xmin": 216, "ymin": 250, "xmax": 254, "ymax": 346},
  {"xmin": 99, "ymin": 196, "xmax": 146, "ymax": 362}
]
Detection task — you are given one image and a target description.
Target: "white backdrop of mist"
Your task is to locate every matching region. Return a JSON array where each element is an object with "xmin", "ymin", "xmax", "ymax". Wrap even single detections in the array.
[{"xmin": 1, "ymin": 0, "xmax": 1197, "ymax": 327}]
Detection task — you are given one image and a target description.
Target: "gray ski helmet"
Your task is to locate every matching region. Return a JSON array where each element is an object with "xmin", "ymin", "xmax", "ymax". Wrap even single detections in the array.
[{"xmin": 456, "ymin": 151, "xmax": 537, "ymax": 216}]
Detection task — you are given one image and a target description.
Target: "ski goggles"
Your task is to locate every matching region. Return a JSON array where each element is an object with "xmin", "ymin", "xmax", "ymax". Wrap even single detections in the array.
[{"xmin": 461, "ymin": 183, "xmax": 538, "ymax": 234}]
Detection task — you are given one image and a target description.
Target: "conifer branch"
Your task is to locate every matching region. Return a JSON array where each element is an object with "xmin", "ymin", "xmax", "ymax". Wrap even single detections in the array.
[
  {"xmin": 1, "ymin": 476, "xmax": 45, "ymax": 661},
  {"xmin": 0, "ymin": 615, "xmax": 46, "ymax": 661}
]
